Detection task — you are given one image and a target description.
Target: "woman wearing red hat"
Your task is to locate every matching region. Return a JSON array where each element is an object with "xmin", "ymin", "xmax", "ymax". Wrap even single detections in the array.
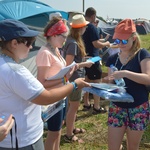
[{"xmin": 106, "ymin": 18, "xmax": 150, "ymax": 150}]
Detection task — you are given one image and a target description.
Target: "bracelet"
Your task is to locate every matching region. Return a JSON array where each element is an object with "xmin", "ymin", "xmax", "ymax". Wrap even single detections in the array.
[
  {"xmin": 104, "ymin": 38, "xmax": 106, "ymax": 42},
  {"xmin": 71, "ymin": 82, "xmax": 78, "ymax": 91},
  {"xmin": 64, "ymin": 76, "xmax": 68, "ymax": 83},
  {"xmin": 62, "ymin": 77, "xmax": 65, "ymax": 84}
]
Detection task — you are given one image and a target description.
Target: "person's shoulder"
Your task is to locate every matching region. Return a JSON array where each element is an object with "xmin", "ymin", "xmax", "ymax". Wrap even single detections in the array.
[
  {"xmin": 139, "ymin": 48, "xmax": 150, "ymax": 56},
  {"xmin": 65, "ymin": 37, "xmax": 77, "ymax": 46},
  {"xmin": 88, "ymin": 23, "xmax": 95, "ymax": 28},
  {"xmin": 140, "ymin": 48, "xmax": 150, "ymax": 57},
  {"xmin": 140, "ymin": 48, "xmax": 149, "ymax": 53},
  {"xmin": 39, "ymin": 46, "xmax": 51, "ymax": 54}
]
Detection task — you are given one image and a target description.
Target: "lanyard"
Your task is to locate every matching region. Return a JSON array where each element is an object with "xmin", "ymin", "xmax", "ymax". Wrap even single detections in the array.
[{"xmin": 10, "ymin": 117, "xmax": 18, "ymax": 150}]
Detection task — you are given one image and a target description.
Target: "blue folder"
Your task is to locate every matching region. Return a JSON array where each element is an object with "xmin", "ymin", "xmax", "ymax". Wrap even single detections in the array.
[{"xmin": 86, "ymin": 56, "xmax": 101, "ymax": 63}]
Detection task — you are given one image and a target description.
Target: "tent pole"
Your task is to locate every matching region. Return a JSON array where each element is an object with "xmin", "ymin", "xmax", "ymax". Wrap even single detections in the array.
[{"xmin": 83, "ymin": 0, "xmax": 85, "ymax": 12}]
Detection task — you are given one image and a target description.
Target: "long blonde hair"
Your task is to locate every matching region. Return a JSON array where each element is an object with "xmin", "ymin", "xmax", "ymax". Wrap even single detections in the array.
[
  {"xmin": 129, "ymin": 32, "xmax": 141, "ymax": 60},
  {"xmin": 69, "ymin": 28, "xmax": 86, "ymax": 57}
]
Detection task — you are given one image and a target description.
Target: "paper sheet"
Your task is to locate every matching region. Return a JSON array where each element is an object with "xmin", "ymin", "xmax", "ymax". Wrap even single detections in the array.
[{"xmin": 47, "ymin": 61, "xmax": 76, "ymax": 80}]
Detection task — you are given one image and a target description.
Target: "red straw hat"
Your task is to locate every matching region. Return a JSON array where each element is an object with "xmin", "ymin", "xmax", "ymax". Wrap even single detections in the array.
[
  {"xmin": 70, "ymin": 14, "xmax": 89, "ymax": 28},
  {"xmin": 113, "ymin": 19, "xmax": 136, "ymax": 40}
]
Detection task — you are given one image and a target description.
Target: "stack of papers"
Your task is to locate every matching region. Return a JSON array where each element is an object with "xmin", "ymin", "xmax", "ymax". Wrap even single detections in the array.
[
  {"xmin": 47, "ymin": 61, "xmax": 76, "ymax": 80},
  {"xmin": 90, "ymin": 83, "xmax": 122, "ymax": 93}
]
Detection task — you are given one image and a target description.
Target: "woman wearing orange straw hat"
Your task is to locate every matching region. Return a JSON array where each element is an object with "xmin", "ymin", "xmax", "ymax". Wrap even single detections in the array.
[{"xmin": 63, "ymin": 14, "xmax": 93, "ymax": 143}]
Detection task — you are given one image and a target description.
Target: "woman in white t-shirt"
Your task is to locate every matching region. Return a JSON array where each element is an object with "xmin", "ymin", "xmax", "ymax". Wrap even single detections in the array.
[{"xmin": 0, "ymin": 19, "xmax": 89, "ymax": 150}]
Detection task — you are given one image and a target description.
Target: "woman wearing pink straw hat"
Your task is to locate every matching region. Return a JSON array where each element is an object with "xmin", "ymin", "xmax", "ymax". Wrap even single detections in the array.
[{"xmin": 63, "ymin": 14, "xmax": 93, "ymax": 143}]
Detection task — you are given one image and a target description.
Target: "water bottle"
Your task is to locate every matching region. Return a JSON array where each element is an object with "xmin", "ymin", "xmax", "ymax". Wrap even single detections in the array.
[{"xmin": 110, "ymin": 64, "xmax": 125, "ymax": 87}]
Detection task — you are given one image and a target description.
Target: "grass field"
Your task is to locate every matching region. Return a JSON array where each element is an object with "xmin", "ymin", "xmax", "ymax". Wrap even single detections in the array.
[{"xmin": 44, "ymin": 34, "xmax": 150, "ymax": 150}]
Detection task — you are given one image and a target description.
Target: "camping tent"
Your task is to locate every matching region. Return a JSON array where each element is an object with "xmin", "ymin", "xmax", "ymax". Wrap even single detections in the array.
[
  {"xmin": 0, "ymin": 0, "xmax": 69, "ymax": 77},
  {"xmin": 0, "ymin": 0, "xmax": 68, "ymax": 27}
]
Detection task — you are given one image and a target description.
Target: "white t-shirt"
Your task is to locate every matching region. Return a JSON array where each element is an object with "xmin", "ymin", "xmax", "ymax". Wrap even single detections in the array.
[{"xmin": 0, "ymin": 55, "xmax": 44, "ymax": 148}]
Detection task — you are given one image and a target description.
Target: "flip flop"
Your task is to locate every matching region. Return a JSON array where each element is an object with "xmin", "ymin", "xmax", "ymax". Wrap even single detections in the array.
[{"xmin": 73, "ymin": 128, "xmax": 86, "ymax": 134}]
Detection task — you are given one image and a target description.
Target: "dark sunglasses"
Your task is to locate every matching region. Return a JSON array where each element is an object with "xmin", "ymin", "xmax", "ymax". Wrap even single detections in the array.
[
  {"xmin": 114, "ymin": 39, "xmax": 128, "ymax": 45},
  {"xmin": 16, "ymin": 38, "xmax": 35, "ymax": 47}
]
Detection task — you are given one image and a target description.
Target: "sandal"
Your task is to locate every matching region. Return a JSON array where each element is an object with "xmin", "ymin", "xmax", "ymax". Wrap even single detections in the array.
[
  {"xmin": 82, "ymin": 104, "xmax": 92, "ymax": 111},
  {"xmin": 73, "ymin": 128, "xmax": 86, "ymax": 134},
  {"xmin": 93, "ymin": 107, "xmax": 107, "ymax": 114},
  {"xmin": 64, "ymin": 134, "xmax": 84, "ymax": 143}
]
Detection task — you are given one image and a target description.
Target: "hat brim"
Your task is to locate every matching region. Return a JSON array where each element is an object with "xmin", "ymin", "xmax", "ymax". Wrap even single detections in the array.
[
  {"xmin": 21, "ymin": 29, "xmax": 39, "ymax": 37},
  {"xmin": 113, "ymin": 32, "xmax": 131, "ymax": 40},
  {"xmin": 70, "ymin": 21, "xmax": 89, "ymax": 28}
]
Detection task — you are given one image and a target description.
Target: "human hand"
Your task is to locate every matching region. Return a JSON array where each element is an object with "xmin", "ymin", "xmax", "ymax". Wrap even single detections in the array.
[
  {"xmin": 106, "ymin": 41, "xmax": 110, "ymax": 47},
  {"xmin": 0, "ymin": 114, "xmax": 14, "ymax": 142},
  {"xmin": 66, "ymin": 65, "xmax": 76, "ymax": 80},
  {"xmin": 111, "ymin": 70, "xmax": 126, "ymax": 79},
  {"xmin": 103, "ymin": 75, "xmax": 114, "ymax": 83},
  {"xmin": 82, "ymin": 61, "xmax": 94, "ymax": 68},
  {"xmin": 105, "ymin": 70, "xmax": 126, "ymax": 81},
  {"xmin": 74, "ymin": 78, "xmax": 91, "ymax": 89}
]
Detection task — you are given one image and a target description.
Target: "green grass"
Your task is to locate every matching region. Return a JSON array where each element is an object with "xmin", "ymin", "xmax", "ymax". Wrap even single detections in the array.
[
  {"xmin": 44, "ymin": 34, "xmax": 150, "ymax": 150},
  {"xmin": 140, "ymin": 34, "xmax": 150, "ymax": 51}
]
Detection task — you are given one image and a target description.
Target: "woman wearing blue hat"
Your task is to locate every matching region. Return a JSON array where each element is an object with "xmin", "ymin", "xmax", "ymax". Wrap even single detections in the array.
[{"xmin": 0, "ymin": 19, "xmax": 90, "ymax": 150}]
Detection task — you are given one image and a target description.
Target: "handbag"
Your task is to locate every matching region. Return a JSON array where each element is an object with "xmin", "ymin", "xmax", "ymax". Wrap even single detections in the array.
[{"xmin": 138, "ymin": 49, "xmax": 150, "ymax": 92}]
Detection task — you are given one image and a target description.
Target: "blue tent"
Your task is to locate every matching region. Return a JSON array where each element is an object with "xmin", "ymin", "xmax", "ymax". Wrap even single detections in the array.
[{"xmin": 0, "ymin": 0, "xmax": 68, "ymax": 27}]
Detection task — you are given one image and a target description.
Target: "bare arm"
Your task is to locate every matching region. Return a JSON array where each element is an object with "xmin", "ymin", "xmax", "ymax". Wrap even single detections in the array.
[
  {"xmin": 32, "ymin": 78, "xmax": 90, "ymax": 105},
  {"xmin": 109, "ymin": 58, "xmax": 150, "ymax": 85},
  {"xmin": 78, "ymin": 61, "xmax": 94, "ymax": 68},
  {"xmin": 65, "ymin": 54, "xmax": 74, "ymax": 66},
  {"xmin": 66, "ymin": 54, "xmax": 93, "ymax": 69},
  {"xmin": 37, "ymin": 66, "xmax": 62, "ymax": 89},
  {"xmin": 123, "ymin": 58, "xmax": 150, "ymax": 85},
  {"xmin": 92, "ymin": 40, "xmax": 110, "ymax": 49}
]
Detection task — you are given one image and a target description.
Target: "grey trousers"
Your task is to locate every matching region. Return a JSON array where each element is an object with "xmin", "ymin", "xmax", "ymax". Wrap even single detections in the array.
[{"xmin": 0, "ymin": 136, "xmax": 44, "ymax": 150}]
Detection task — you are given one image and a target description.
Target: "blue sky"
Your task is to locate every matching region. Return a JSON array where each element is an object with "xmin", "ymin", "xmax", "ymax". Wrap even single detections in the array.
[{"xmin": 41, "ymin": 0, "xmax": 150, "ymax": 20}]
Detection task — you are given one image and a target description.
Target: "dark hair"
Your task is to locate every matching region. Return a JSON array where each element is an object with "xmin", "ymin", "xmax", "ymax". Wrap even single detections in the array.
[
  {"xmin": 85, "ymin": 7, "xmax": 96, "ymax": 18},
  {"xmin": 0, "ymin": 37, "xmax": 35, "ymax": 49}
]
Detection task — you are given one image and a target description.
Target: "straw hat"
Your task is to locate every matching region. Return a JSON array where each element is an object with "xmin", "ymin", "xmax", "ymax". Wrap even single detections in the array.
[{"xmin": 70, "ymin": 14, "xmax": 89, "ymax": 28}]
